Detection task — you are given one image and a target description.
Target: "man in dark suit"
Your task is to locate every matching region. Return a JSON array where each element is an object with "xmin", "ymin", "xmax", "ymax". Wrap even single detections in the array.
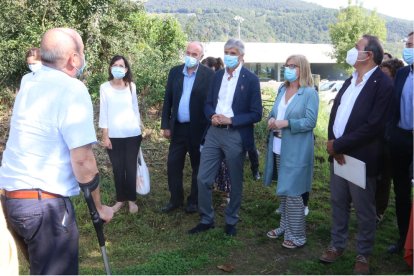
[
  {"xmin": 319, "ymin": 35, "xmax": 393, "ymax": 274},
  {"xmin": 161, "ymin": 41, "xmax": 214, "ymax": 213},
  {"xmin": 387, "ymin": 31, "xmax": 413, "ymax": 254},
  {"xmin": 188, "ymin": 38, "xmax": 262, "ymax": 236}
]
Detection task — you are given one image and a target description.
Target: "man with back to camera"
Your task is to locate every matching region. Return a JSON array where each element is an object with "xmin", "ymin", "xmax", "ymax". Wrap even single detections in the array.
[
  {"xmin": 188, "ymin": 38, "xmax": 262, "ymax": 236},
  {"xmin": 161, "ymin": 41, "xmax": 214, "ymax": 213},
  {"xmin": 319, "ymin": 34, "xmax": 393, "ymax": 274},
  {"xmin": 0, "ymin": 28, "xmax": 113, "ymax": 274}
]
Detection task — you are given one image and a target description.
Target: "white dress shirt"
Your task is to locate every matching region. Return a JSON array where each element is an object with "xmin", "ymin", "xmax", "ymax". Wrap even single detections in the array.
[
  {"xmin": 0, "ymin": 66, "xmax": 97, "ymax": 196},
  {"xmin": 215, "ymin": 64, "xmax": 242, "ymax": 117},
  {"xmin": 333, "ymin": 66, "xmax": 377, "ymax": 138}
]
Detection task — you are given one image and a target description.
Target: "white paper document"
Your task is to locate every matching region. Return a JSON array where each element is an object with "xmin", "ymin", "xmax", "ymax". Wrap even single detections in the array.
[
  {"xmin": 272, "ymin": 137, "xmax": 281, "ymax": 154},
  {"xmin": 333, "ymin": 155, "xmax": 366, "ymax": 189}
]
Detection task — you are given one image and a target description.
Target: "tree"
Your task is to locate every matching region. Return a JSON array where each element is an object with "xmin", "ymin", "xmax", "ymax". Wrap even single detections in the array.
[
  {"xmin": 0, "ymin": 0, "xmax": 186, "ymax": 109},
  {"xmin": 329, "ymin": 1, "xmax": 387, "ymax": 70}
]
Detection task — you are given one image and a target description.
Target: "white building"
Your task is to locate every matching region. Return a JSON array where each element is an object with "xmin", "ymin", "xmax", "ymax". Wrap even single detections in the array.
[{"xmin": 202, "ymin": 42, "xmax": 346, "ymax": 81}]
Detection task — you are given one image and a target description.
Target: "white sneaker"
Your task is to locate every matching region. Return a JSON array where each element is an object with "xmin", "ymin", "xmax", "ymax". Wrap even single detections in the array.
[
  {"xmin": 275, "ymin": 207, "xmax": 281, "ymax": 214},
  {"xmin": 304, "ymin": 206, "xmax": 309, "ymax": 216},
  {"xmin": 111, "ymin": 202, "xmax": 124, "ymax": 213}
]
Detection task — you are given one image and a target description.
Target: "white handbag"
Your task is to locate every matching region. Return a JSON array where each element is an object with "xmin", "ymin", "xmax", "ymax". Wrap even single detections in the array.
[{"xmin": 136, "ymin": 148, "xmax": 150, "ymax": 195}]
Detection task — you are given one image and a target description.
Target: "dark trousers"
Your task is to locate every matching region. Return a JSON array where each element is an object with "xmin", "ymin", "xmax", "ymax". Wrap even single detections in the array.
[
  {"xmin": 5, "ymin": 197, "xmax": 79, "ymax": 274},
  {"xmin": 107, "ymin": 135, "xmax": 142, "ymax": 202},
  {"xmin": 247, "ymin": 142, "xmax": 259, "ymax": 174},
  {"xmin": 375, "ymin": 144, "xmax": 392, "ymax": 216},
  {"xmin": 389, "ymin": 127, "xmax": 413, "ymax": 244},
  {"xmin": 167, "ymin": 123, "xmax": 200, "ymax": 206}
]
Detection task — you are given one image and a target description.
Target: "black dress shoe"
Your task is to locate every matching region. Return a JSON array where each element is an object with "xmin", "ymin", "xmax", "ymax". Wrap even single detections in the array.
[
  {"xmin": 225, "ymin": 224, "xmax": 237, "ymax": 236},
  {"xmin": 387, "ymin": 241, "xmax": 403, "ymax": 254},
  {"xmin": 188, "ymin": 223, "xmax": 215, "ymax": 234},
  {"xmin": 184, "ymin": 204, "xmax": 198, "ymax": 214},
  {"xmin": 161, "ymin": 202, "xmax": 181, "ymax": 213}
]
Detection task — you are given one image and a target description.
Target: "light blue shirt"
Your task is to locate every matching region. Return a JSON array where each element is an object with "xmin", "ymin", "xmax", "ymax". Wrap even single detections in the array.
[
  {"xmin": 398, "ymin": 68, "xmax": 413, "ymax": 130},
  {"xmin": 177, "ymin": 65, "xmax": 198, "ymax": 123}
]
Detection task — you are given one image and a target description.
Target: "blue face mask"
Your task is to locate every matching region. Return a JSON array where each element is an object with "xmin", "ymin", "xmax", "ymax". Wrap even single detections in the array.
[
  {"xmin": 224, "ymin": 55, "xmax": 239, "ymax": 69},
  {"xmin": 76, "ymin": 56, "xmax": 86, "ymax": 78},
  {"xmin": 403, "ymin": 47, "xmax": 413, "ymax": 65},
  {"xmin": 111, "ymin": 66, "xmax": 126, "ymax": 79},
  {"xmin": 284, "ymin": 67, "xmax": 298, "ymax": 82},
  {"xmin": 184, "ymin": 55, "xmax": 198, "ymax": 68}
]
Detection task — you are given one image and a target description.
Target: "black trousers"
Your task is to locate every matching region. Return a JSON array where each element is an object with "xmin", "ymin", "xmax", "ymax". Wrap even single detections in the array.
[
  {"xmin": 167, "ymin": 123, "xmax": 200, "ymax": 206},
  {"xmin": 389, "ymin": 127, "xmax": 413, "ymax": 244},
  {"xmin": 107, "ymin": 135, "xmax": 142, "ymax": 202},
  {"xmin": 247, "ymin": 141, "xmax": 259, "ymax": 174}
]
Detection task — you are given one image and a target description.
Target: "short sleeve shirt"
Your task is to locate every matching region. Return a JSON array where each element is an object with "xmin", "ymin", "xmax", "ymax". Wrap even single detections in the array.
[{"xmin": 0, "ymin": 66, "xmax": 97, "ymax": 196}]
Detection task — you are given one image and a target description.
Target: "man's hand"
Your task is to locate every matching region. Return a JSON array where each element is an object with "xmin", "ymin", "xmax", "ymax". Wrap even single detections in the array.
[
  {"xmin": 101, "ymin": 137, "xmax": 112, "ymax": 149},
  {"xmin": 163, "ymin": 129, "xmax": 171, "ymax": 139},
  {"xmin": 326, "ymin": 139, "xmax": 336, "ymax": 156},
  {"xmin": 97, "ymin": 205, "xmax": 114, "ymax": 223},
  {"xmin": 212, "ymin": 114, "xmax": 232, "ymax": 126},
  {"xmin": 333, "ymin": 154, "xmax": 346, "ymax": 165}
]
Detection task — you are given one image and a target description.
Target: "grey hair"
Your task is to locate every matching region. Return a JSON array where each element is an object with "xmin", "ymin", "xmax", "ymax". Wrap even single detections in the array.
[
  {"xmin": 224, "ymin": 38, "xmax": 245, "ymax": 55},
  {"xmin": 191, "ymin": 41, "xmax": 204, "ymax": 55},
  {"xmin": 40, "ymin": 47, "xmax": 67, "ymax": 65}
]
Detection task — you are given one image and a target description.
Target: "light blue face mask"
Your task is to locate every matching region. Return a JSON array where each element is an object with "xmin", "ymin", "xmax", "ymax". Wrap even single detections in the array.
[
  {"xmin": 284, "ymin": 67, "xmax": 298, "ymax": 82},
  {"xmin": 111, "ymin": 66, "xmax": 126, "ymax": 79},
  {"xmin": 224, "ymin": 54, "xmax": 239, "ymax": 69},
  {"xmin": 403, "ymin": 47, "xmax": 413, "ymax": 65},
  {"xmin": 75, "ymin": 56, "xmax": 86, "ymax": 78},
  {"xmin": 184, "ymin": 55, "xmax": 198, "ymax": 68}
]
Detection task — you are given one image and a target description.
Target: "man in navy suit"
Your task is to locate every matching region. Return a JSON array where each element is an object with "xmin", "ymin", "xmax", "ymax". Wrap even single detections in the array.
[
  {"xmin": 161, "ymin": 42, "xmax": 214, "ymax": 213},
  {"xmin": 387, "ymin": 31, "xmax": 413, "ymax": 254},
  {"xmin": 319, "ymin": 35, "xmax": 393, "ymax": 274},
  {"xmin": 188, "ymin": 38, "xmax": 262, "ymax": 236}
]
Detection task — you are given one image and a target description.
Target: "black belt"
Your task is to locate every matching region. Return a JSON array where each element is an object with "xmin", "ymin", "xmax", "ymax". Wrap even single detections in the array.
[{"xmin": 215, "ymin": 124, "xmax": 232, "ymax": 129}]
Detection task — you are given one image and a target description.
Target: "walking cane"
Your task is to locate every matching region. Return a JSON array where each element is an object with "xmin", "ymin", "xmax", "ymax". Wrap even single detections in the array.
[{"xmin": 81, "ymin": 179, "xmax": 111, "ymax": 275}]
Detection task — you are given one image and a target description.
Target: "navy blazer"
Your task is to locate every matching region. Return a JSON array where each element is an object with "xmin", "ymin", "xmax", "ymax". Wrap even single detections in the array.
[
  {"xmin": 328, "ymin": 67, "xmax": 394, "ymax": 176},
  {"xmin": 161, "ymin": 64, "xmax": 214, "ymax": 146},
  {"xmin": 204, "ymin": 66, "xmax": 262, "ymax": 150}
]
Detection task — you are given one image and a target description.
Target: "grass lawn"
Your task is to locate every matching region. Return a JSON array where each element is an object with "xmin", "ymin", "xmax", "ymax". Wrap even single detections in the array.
[{"xmin": 16, "ymin": 91, "xmax": 412, "ymax": 275}]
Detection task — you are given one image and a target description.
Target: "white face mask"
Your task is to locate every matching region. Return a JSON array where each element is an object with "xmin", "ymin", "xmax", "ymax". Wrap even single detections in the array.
[
  {"xmin": 28, "ymin": 63, "xmax": 42, "ymax": 73},
  {"xmin": 345, "ymin": 47, "xmax": 369, "ymax": 66}
]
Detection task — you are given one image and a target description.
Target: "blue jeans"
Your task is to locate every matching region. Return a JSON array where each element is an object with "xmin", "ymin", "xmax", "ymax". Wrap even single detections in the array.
[{"xmin": 5, "ymin": 197, "xmax": 79, "ymax": 274}]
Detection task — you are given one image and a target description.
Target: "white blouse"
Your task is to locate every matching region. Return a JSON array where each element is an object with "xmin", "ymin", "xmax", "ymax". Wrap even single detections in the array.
[
  {"xmin": 273, "ymin": 92, "xmax": 296, "ymax": 154},
  {"xmin": 99, "ymin": 81, "xmax": 141, "ymax": 138}
]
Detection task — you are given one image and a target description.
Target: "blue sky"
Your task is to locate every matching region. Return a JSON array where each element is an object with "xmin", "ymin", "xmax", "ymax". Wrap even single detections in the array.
[{"xmin": 302, "ymin": 0, "xmax": 413, "ymax": 21}]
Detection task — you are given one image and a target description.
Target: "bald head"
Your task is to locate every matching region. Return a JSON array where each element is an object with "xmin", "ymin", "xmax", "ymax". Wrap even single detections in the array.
[
  {"xmin": 185, "ymin": 41, "xmax": 204, "ymax": 66},
  {"xmin": 40, "ymin": 28, "xmax": 84, "ymax": 68}
]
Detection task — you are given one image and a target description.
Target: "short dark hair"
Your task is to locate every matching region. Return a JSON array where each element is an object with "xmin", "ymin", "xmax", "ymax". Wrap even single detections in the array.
[
  {"xmin": 380, "ymin": 58, "xmax": 405, "ymax": 78},
  {"xmin": 108, "ymin": 55, "xmax": 133, "ymax": 84},
  {"xmin": 26, "ymin": 47, "xmax": 41, "ymax": 60},
  {"xmin": 384, "ymin": 52, "xmax": 392, "ymax": 59},
  {"xmin": 201, "ymin": 56, "xmax": 224, "ymax": 71},
  {"xmin": 363, "ymin": 34, "xmax": 384, "ymax": 65}
]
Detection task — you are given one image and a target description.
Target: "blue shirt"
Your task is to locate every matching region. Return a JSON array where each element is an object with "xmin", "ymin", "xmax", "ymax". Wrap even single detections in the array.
[
  {"xmin": 398, "ymin": 67, "xmax": 413, "ymax": 130},
  {"xmin": 177, "ymin": 65, "xmax": 198, "ymax": 123}
]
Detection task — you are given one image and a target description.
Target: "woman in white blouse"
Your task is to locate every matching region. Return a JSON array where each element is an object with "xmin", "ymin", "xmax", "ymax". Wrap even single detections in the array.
[{"xmin": 99, "ymin": 55, "xmax": 142, "ymax": 214}]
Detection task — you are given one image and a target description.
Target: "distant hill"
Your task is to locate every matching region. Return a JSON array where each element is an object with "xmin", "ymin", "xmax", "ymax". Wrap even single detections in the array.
[{"xmin": 144, "ymin": 0, "xmax": 413, "ymax": 43}]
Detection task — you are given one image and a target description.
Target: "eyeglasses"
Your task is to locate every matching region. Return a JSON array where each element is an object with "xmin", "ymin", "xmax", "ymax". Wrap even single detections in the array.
[{"xmin": 283, "ymin": 64, "xmax": 299, "ymax": 69}]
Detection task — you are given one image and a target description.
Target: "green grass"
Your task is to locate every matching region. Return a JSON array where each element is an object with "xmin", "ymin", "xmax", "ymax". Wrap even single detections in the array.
[{"xmin": 15, "ymin": 96, "xmax": 412, "ymax": 275}]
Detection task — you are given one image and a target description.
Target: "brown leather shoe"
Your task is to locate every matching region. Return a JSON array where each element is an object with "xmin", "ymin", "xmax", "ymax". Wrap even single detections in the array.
[
  {"xmin": 354, "ymin": 255, "xmax": 370, "ymax": 275},
  {"xmin": 319, "ymin": 246, "xmax": 344, "ymax": 263}
]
